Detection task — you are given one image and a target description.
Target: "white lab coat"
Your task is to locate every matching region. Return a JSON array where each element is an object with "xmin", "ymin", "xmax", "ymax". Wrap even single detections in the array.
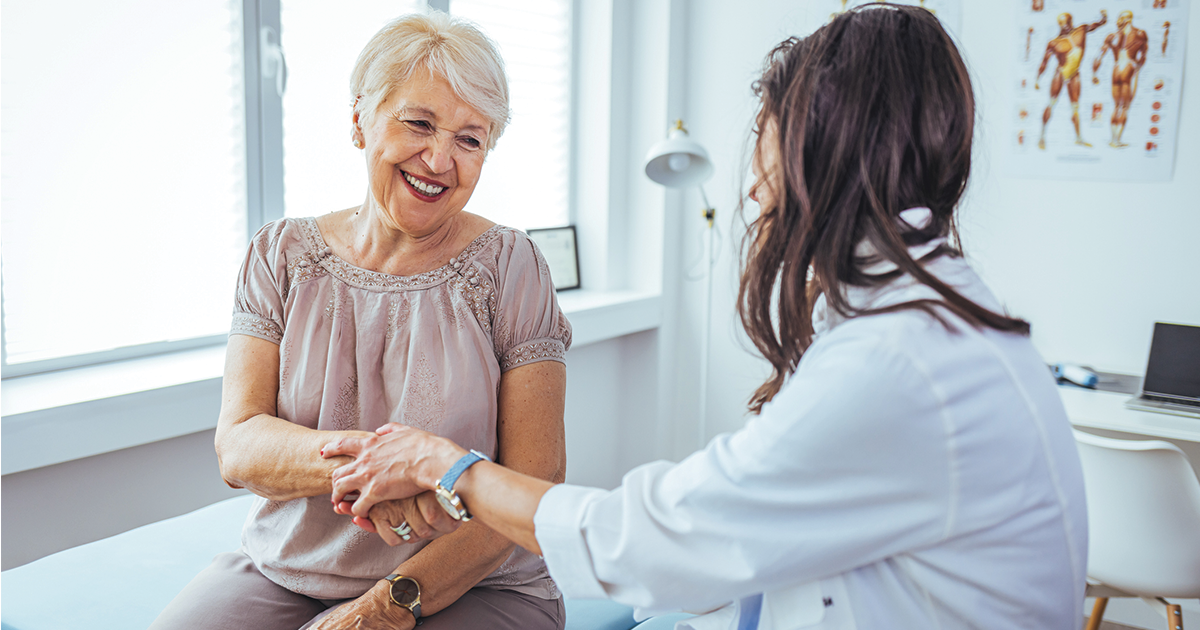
[{"xmin": 534, "ymin": 218, "xmax": 1088, "ymax": 629}]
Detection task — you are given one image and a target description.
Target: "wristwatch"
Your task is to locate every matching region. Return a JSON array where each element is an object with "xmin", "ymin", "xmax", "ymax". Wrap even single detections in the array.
[
  {"xmin": 384, "ymin": 574, "xmax": 422, "ymax": 624},
  {"xmin": 434, "ymin": 449, "xmax": 491, "ymax": 521}
]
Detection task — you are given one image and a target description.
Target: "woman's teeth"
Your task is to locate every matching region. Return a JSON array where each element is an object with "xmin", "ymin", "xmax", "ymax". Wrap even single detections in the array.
[{"xmin": 404, "ymin": 172, "xmax": 446, "ymax": 196}]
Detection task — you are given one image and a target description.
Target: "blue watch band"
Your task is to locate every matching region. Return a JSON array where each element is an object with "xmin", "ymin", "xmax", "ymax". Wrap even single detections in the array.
[{"xmin": 439, "ymin": 449, "xmax": 491, "ymax": 494}]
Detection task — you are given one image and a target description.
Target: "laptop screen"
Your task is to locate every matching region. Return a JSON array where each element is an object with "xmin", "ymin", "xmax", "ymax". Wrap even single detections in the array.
[{"xmin": 1143, "ymin": 322, "xmax": 1200, "ymax": 402}]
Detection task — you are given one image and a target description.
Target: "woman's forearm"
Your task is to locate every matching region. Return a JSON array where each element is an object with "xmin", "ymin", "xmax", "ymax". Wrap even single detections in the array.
[
  {"xmin": 216, "ymin": 413, "xmax": 371, "ymax": 501},
  {"xmin": 390, "ymin": 519, "xmax": 516, "ymax": 615},
  {"xmin": 216, "ymin": 334, "xmax": 374, "ymax": 501}
]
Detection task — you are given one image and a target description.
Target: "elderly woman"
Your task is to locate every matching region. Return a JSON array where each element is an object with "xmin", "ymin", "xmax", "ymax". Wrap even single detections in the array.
[{"xmin": 150, "ymin": 12, "xmax": 570, "ymax": 630}]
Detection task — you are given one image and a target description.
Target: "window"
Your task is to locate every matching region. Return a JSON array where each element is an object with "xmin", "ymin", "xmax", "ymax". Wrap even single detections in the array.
[
  {"xmin": 1, "ymin": 0, "xmax": 573, "ymax": 378},
  {"xmin": 1, "ymin": 1, "xmax": 247, "ymax": 374}
]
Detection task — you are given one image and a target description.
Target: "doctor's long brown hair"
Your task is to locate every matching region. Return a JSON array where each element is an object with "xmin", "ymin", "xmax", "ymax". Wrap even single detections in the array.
[{"xmin": 739, "ymin": 5, "xmax": 1030, "ymax": 413}]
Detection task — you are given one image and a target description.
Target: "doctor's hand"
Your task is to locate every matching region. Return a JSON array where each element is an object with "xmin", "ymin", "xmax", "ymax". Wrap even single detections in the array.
[{"xmin": 322, "ymin": 423, "xmax": 468, "ymax": 519}]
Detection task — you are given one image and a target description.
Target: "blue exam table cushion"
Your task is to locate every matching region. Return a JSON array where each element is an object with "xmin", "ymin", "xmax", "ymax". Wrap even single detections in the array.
[{"xmin": 1, "ymin": 495, "xmax": 639, "ymax": 630}]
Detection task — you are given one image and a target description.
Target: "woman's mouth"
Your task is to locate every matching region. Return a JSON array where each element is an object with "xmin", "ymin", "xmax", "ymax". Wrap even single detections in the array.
[{"xmin": 402, "ymin": 171, "xmax": 448, "ymax": 200}]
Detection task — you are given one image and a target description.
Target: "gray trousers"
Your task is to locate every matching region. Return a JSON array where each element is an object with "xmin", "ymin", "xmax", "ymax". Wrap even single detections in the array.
[{"xmin": 149, "ymin": 551, "xmax": 566, "ymax": 630}]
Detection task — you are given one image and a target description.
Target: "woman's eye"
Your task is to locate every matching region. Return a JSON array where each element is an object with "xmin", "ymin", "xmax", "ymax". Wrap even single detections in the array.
[
  {"xmin": 458, "ymin": 136, "xmax": 482, "ymax": 149},
  {"xmin": 404, "ymin": 120, "xmax": 433, "ymax": 132}
]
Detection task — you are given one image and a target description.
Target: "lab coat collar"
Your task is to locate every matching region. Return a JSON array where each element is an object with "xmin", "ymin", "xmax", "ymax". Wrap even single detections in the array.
[
  {"xmin": 812, "ymin": 207, "xmax": 959, "ymax": 337},
  {"xmin": 854, "ymin": 207, "xmax": 946, "ymax": 276}
]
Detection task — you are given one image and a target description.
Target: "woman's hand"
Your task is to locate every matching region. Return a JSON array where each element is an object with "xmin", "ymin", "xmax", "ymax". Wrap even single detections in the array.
[
  {"xmin": 322, "ymin": 423, "xmax": 466, "ymax": 518},
  {"xmin": 336, "ymin": 495, "xmax": 463, "ymax": 545},
  {"xmin": 309, "ymin": 580, "xmax": 415, "ymax": 630}
]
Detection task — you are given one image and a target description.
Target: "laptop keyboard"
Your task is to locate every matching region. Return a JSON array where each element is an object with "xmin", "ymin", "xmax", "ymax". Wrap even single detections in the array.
[
  {"xmin": 1129, "ymin": 396, "xmax": 1200, "ymax": 419},
  {"xmin": 1143, "ymin": 393, "xmax": 1200, "ymax": 407}
]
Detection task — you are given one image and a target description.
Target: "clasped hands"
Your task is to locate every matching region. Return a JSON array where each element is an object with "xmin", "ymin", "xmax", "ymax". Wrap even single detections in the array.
[{"xmin": 322, "ymin": 423, "xmax": 469, "ymax": 546}]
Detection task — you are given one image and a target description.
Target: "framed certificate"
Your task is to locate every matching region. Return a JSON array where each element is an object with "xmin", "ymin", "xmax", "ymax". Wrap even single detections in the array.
[{"xmin": 527, "ymin": 226, "xmax": 581, "ymax": 291}]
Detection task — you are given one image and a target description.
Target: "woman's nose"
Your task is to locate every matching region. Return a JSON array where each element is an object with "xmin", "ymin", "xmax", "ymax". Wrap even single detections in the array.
[{"xmin": 422, "ymin": 135, "xmax": 455, "ymax": 174}]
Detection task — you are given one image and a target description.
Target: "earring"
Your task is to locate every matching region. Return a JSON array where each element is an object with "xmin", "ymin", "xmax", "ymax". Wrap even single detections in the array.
[{"xmin": 353, "ymin": 138, "xmax": 364, "ymax": 149}]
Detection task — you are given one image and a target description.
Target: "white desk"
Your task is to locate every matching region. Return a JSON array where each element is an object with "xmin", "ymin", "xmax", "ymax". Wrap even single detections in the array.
[{"xmin": 1059, "ymin": 385, "xmax": 1200, "ymax": 444}]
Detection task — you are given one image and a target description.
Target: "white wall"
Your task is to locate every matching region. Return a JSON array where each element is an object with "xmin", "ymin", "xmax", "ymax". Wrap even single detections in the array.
[
  {"xmin": 562, "ymin": 331, "xmax": 667, "ymax": 488},
  {"xmin": 1, "ymin": 430, "xmax": 247, "ymax": 569}
]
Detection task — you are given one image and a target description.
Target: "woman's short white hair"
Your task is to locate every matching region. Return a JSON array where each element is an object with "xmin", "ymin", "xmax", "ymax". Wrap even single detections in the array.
[{"xmin": 350, "ymin": 11, "xmax": 510, "ymax": 151}]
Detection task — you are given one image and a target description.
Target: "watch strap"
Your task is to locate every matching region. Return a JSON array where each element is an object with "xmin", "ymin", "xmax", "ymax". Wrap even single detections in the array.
[{"xmin": 438, "ymin": 449, "xmax": 491, "ymax": 493}]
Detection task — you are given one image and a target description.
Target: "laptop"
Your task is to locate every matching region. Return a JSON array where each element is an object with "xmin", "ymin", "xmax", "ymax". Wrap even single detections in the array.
[{"xmin": 1125, "ymin": 322, "xmax": 1200, "ymax": 419}]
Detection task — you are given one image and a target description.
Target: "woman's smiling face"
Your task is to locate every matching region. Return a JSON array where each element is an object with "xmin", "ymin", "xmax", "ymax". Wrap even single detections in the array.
[{"xmin": 356, "ymin": 67, "xmax": 490, "ymax": 237}]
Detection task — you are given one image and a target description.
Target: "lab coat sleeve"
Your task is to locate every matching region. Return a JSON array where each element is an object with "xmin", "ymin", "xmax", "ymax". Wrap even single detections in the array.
[{"xmin": 533, "ymin": 325, "xmax": 957, "ymax": 612}]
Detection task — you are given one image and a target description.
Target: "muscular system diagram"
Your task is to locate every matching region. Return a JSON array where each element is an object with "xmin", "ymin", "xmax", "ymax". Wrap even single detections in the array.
[
  {"xmin": 848, "ymin": 3, "xmax": 1195, "ymax": 177},
  {"xmin": 1092, "ymin": 11, "xmax": 1148, "ymax": 147},
  {"xmin": 1010, "ymin": 0, "xmax": 1188, "ymax": 181},
  {"xmin": 1036, "ymin": 11, "xmax": 1108, "ymax": 149}
]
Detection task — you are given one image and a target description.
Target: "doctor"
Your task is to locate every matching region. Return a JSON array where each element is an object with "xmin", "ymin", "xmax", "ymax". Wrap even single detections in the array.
[{"xmin": 322, "ymin": 6, "xmax": 1088, "ymax": 629}]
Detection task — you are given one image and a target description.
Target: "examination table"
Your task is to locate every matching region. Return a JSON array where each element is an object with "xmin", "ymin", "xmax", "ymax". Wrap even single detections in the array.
[{"xmin": 0, "ymin": 494, "xmax": 643, "ymax": 630}]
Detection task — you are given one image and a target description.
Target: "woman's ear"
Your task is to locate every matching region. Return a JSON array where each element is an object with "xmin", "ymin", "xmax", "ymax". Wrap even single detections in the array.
[{"xmin": 351, "ymin": 97, "xmax": 365, "ymax": 149}]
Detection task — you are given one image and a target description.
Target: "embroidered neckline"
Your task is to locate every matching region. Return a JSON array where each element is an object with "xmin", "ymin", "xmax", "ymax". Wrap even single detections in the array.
[{"xmin": 296, "ymin": 217, "xmax": 505, "ymax": 292}]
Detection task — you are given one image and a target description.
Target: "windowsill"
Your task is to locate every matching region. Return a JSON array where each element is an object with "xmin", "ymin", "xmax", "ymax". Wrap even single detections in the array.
[{"xmin": 1, "ymin": 289, "xmax": 661, "ymax": 475}]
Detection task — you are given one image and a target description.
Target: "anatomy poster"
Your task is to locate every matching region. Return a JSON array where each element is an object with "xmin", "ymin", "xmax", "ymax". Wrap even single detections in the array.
[
  {"xmin": 1009, "ymin": 0, "xmax": 1188, "ymax": 181},
  {"xmin": 807, "ymin": 1, "xmax": 963, "ymax": 40}
]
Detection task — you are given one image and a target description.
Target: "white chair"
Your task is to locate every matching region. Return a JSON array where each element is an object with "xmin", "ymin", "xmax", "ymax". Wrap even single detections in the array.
[{"xmin": 1074, "ymin": 430, "xmax": 1200, "ymax": 630}]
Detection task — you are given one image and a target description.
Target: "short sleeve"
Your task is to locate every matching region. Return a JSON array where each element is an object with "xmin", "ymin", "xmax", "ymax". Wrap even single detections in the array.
[
  {"xmin": 229, "ymin": 220, "xmax": 289, "ymax": 344},
  {"xmin": 492, "ymin": 232, "xmax": 573, "ymax": 371}
]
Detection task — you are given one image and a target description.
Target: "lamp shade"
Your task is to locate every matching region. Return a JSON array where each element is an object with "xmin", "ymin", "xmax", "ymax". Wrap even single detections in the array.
[{"xmin": 643, "ymin": 123, "xmax": 713, "ymax": 188}]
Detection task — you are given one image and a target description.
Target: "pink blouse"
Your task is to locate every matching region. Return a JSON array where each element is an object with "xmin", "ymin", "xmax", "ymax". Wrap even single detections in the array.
[{"xmin": 229, "ymin": 217, "xmax": 572, "ymax": 600}]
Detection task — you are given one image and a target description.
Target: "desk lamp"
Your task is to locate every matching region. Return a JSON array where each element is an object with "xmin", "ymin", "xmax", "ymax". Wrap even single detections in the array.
[{"xmin": 644, "ymin": 120, "xmax": 717, "ymax": 449}]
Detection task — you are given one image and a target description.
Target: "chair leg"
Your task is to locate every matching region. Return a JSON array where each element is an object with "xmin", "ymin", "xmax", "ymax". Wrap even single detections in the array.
[
  {"xmin": 1084, "ymin": 597, "xmax": 1108, "ymax": 630},
  {"xmin": 1165, "ymin": 602, "xmax": 1183, "ymax": 630}
]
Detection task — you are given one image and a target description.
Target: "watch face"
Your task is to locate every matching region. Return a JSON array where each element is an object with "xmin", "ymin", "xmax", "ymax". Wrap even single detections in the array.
[
  {"xmin": 436, "ymin": 488, "xmax": 464, "ymax": 521},
  {"xmin": 391, "ymin": 578, "xmax": 419, "ymax": 606}
]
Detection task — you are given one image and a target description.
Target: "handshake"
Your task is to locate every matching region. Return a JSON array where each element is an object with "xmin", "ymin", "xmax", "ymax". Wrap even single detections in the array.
[{"xmin": 321, "ymin": 423, "xmax": 482, "ymax": 547}]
